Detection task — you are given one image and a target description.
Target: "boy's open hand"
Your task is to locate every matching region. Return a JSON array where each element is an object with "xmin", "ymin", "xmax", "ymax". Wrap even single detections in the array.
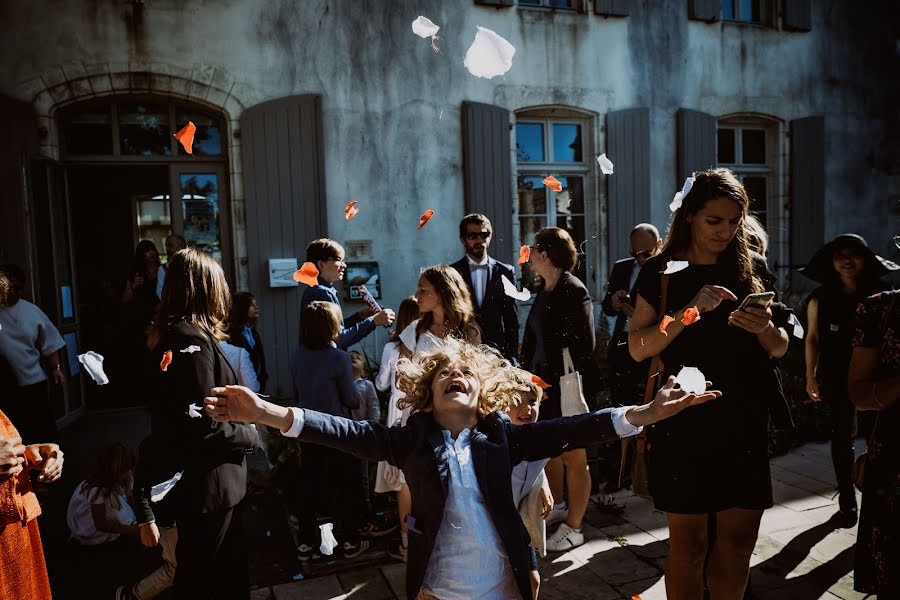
[
  {"xmin": 626, "ymin": 376, "xmax": 722, "ymax": 427},
  {"xmin": 204, "ymin": 385, "xmax": 264, "ymax": 423}
]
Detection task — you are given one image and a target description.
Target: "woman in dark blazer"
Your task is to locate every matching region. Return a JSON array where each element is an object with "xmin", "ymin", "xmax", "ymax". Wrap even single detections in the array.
[
  {"xmin": 521, "ymin": 227, "xmax": 595, "ymax": 552},
  {"xmin": 145, "ymin": 248, "xmax": 260, "ymax": 600},
  {"xmin": 229, "ymin": 291, "xmax": 268, "ymax": 393}
]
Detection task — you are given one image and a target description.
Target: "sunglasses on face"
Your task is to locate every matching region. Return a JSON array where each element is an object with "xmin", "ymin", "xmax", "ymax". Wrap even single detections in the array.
[{"xmin": 465, "ymin": 231, "xmax": 491, "ymax": 241}]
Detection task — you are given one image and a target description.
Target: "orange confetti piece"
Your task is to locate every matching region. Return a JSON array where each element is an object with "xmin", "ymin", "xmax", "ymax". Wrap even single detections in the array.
[
  {"xmin": 344, "ymin": 201, "xmax": 359, "ymax": 220},
  {"xmin": 517, "ymin": 245, "xmax": 530, "ymax": 265},
  {"xmin": 542, "ymin": 176, "xmax": 562, "ymax": 192},
  {"xmin": 160, "ymin": 350, "xmax": 173, "ymax": 372},
  {"xmin": 293, "ymin": 262, "xmax": 320, "ymax": 286},
  {"xmin": 682, "ymin": 306, "xmax": 700, "ymax": 325},
  {"xmin": 418, "ymin": 209, "xmax": 435, "ymax": 230},
  {"xmin": 531, "ymin": 374, "xmax": 550, "ymax": 389},
  {"xmin": 659, "ymin": 315, "xmax": 675, "ymax": 336},
  {"xmin": 173, "ymin": 121, "xmax": 196, "ymax": 155},
  {"xmin": 631, "ymin": 596, "xmax": 642, "ymax": 600}
]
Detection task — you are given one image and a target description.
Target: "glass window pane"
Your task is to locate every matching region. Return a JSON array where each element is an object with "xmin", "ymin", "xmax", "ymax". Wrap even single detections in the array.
[
  {"xmin": 180, "ymin": 173, "xmax": 222, "ymax": 264},
  {"xmin": 516, "ymin": 123, "xmax": 545, "ymax": 162},
  {"xmin": 175, "ymin": 109, "xmax": 223, "ymax": 157},
  {"xmin": 742, "ymin": 129, "xmax": 766, "ymax": 164},
  {"xmin": 119, "ymin": 104, "xmax": 172, "ymax": 156},
  {"xmin": 63, "ymin": 109, "xmax": 114, "ymax": 155},
  {"xmin": 552, "ymin": 124, "xmax": 582, "ymax": 162},
  {"xmin": 548, "ymin": 0, "xmax": 573, "ymax": 7},
  {"xmin": 556, "ymin": 214, "xmax": 587, "ymax": 283},
  {"xmin": 722, "ymin": 0, "xmax": 735, "ymax": 20},
  {"xmin": 742, "ymin": 176, "xmax": 767, "ymax": 227},
  {"xmin": 518, "ymin": 0, "xmax": 541, "ymax": 4},
  {"xmin": 555, "ymin": 176, "xmax": 585, "ymax": 215},
  {"xmin": 518, "ymin": 176, "xmax": 547, "ymax": 214},
  {"xmin": 136, "ymin": 195, "xmax": 173, "ymax": 263},
  {"xmin": 717, "ymin": 129, "xmax": 736, "ymax": 164}
]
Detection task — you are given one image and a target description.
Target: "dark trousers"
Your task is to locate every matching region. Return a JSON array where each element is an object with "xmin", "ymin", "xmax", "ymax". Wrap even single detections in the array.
[
  {"xmin": 0, "ymin": 380, "xmax": 59, "ymax": 443},
  {"xmin": 298, "ymin": 443, "xmax": 364, "ymax": 547},
  {"xmin": 174, "ymin": 503, "xmax": 249, "ymax": 600},
  {"xmin": 824, "ymin": 381, "xmax": 857, "ymax": 507},
  {"xmin": 606, "ymin": 337, "xmax": 649, "ymax": 488}
]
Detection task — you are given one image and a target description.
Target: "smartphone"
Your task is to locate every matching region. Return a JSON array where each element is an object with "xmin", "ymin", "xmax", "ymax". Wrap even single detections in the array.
[{"xmin": 738, "ymin": 291, "xmax": 775, "ymax": 311}]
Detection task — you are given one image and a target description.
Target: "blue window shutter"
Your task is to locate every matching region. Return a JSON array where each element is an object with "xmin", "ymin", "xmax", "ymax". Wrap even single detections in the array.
[
  {"xmin": 790, "ymin": 116, "xmax": 825, "ymax": 274},
  {"xmin": 606, "ymin": 108, "xmax": 651, "ymax": 268},
  {"xmin": 688, "ymin": 0, "xmax": 721, "ymax": 22},
  {"xmin": 594, "ymin": 0, "xmax": 630, "ymax": 17},
  {"xmin": 677, "ymin": 108, "xmax": 716, "ymax": 182},
  {"xmin": 783, "ymin": 0, "xmax": 812, "ymax": 32}
]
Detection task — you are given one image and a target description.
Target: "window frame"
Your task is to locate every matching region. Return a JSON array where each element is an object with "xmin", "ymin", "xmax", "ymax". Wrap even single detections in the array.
[
  {"xmin": 517, "ymin": 0, "xmax": 577, "ymax": 10},
  {"xmin": 514, "ymin": 112, "xmax": 595, "ymax": 295},
  {"xmin": 720, "ymin": 0, "xmax": 775, "ymax": 27}
]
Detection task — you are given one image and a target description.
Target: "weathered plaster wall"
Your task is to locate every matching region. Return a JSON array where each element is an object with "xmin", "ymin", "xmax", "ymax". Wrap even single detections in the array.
[{"xmin": 1, "ymin": 0, "xmax": 896, "ymax": 321}]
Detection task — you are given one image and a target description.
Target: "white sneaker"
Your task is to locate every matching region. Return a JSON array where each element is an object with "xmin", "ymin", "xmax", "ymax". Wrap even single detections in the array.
[
  {"xmin": 545, "ymin": 507, "xmax": 568, "ymax": 527},
  {"xmin": 546, "ymin": 523, "xmax": 584, "ymax": 552}
]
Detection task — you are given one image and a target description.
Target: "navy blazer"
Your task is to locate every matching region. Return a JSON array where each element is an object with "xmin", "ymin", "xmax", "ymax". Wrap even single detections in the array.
[
  {"xmin": 601, "ymin": 257, "xmax": 638, "ymax": 340},
  {"xmin": 295, "ymin": 407, "xmax": 623, "ymax": 600},
  {"xmin": 300, "ymin": 278, "xmax": 376, "ymax": 350},
  {"xmin": 290, "ymin": 344, "xmax": 359, "ymax": 417},
  {"xmin": 450, "ymin": 256, "xmax": 520, "ymax": 360}
]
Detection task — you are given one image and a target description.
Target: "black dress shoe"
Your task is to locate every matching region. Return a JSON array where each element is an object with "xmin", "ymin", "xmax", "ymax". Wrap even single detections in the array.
[{"xmin": 835, "ymin": 506, "xmax": 858, "ymax": 528}]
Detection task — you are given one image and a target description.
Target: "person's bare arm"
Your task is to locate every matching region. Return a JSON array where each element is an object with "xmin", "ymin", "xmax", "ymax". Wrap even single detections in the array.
[
  {"xmin": 848, "ymin": 346, "xmax": 900, "ymax": 411},
  {"xmin": 90, "ymin": 503, "xmax": 140, "ymax": 537},
  {"xmin": 805, "ymin": 299, "xmax": 821, "ymax": 400}
]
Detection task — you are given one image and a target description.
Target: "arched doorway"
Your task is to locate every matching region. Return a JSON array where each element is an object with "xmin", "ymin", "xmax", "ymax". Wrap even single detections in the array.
[{"xmin": 56, "ymin": 94, "xmax": 231, "ymax": 411}]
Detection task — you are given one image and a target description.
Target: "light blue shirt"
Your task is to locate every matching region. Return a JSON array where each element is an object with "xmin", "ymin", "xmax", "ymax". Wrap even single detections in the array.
[{"xmin": 421, "ymin": 429, "xmax": 521, "ymax": 600}]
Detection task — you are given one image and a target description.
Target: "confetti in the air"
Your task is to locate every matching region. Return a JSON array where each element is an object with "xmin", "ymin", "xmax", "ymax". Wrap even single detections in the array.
[
  {"xmin": 418, "ymin": 209, "xmax": 435, "ymax": 230},
  {"xmin": 501, "ymin": 274, "xmax": 531, "ymax": 301},
  {"xmin": 787, "ymin": 313, "xmax": 805, "ymax": 339},
  {"xmin": 517, "ymin": 245, "xmax": 530, "ymax": 264},
  {"xmin": 659, "ymin": 315, "xmax": 675, "ymax": 336},
  {"xmin": 77, "ymin": 351, "xmax": 109, "ymax": 385},
  {"xmin": 174, "ymin": 121, "xmax": 196, "ymax": 155},
  {"xmin": 674, "ymin": 366, "xmax": 707, "ymax": 395},
  {"xmin": 150, "ymin": 471, "xmax": 183, "ymax": 503},
  {"xmin": 464, "ymin": 26, "xmax": 516, "ymax": 79},
  {"xmin": 293, "ymin": 262, "xmax": 320, "ymax": 286},
  {"xmin": 682, "ymin": 306, "xmax": 701, "ymax": 325},
  {"xmin": 542, "ymin": 176, "xmax": 563, "ymax": 193},
  {"xmin": 411, "ymin": 16, "xmax": 441, "ymax": 52},
  {"xmin": 344, "ymin": 201, "xmax": 359, "ymax": 220},
  {"xmin": 532, "ymin": 374, "xmax": 550, "ymax": 389},
  {"xmin": 670, "ymin": 176, "xmax": 694, "ymax": 212},
  {"xmin": 180, "ymin": 345, "xmax": 201, "ymax": 354},
  {"xmin": 663, "ymin": 260, "xmax": 689, "ymax": 274},
  {"xmin": 186, "ymin": 404, "xmax": 203, "ymax": 419},
  {"xmin": 160, "ymin": 350, "xmax": 173, "ymax": 372},
  {"xmin": 596, "ymin": 153, "xmax": 614, "ymax": 175}
]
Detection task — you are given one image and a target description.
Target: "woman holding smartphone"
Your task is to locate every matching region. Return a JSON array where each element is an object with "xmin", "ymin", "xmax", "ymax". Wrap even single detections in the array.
[{"xmin": 628, "ymin": 168, "xmax": 789, "ymax": 600}]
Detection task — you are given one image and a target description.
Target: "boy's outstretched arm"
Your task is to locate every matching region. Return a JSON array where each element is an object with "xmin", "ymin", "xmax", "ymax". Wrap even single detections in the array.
[{"xmin": 204, "ymin": 386, "xmax": 411, "ymax": 464}]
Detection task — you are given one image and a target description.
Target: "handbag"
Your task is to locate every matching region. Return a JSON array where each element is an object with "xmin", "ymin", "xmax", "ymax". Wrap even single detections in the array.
[
  {"xmin": 619, "ymin": 274, "xmax": 669, "ymax": 497},
  {"xmin": 560, "ymin": 347, "xmax": 590, "ymax": 416}
]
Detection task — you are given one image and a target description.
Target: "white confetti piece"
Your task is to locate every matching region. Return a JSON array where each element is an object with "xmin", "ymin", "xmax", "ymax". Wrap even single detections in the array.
[
  {"xmin": 187, "ymin": 403, "xmax": 203, "ymax": 418},
  {"xmin": 319, "ymin": 523, "xmax": 338, "ymax": 556},
  {"xmin": 787, "ymin": 313, "xmax": 805, "ymax": 339},
  {"xmin": 77, "ymin": 351, "xmax": 109, "ymax": 385},
  {"xmin": 464, "ymin": 27, "xmax": 516, "ymax": 79},
  {"xmin": 180, "ymin": 345, "xmax": 201, "ymax": 354},
  {"xmin": 670, "ymin": 176, "xmax": 694, "ymax": 212},
  {"xmin": 501, "ymin": 274, "xmax": 531, "ymax": 301},
  {"xmin": 674, "ymin": 366, "xmax": 707, "ymax": 395},
  {"xmin": 596, "ymin": 153, "xmax": 614, "ymax": 175},
  {"xmin": 411, "ymin": 16, "xmax": 439, "ymax": 38},
  {"xmin": 150, "ymin": 471, "xmax": 183, "ymax": 503},
  {"xmin": 663, "ymin": 260, "xmax": 690, "ymax": 274}
]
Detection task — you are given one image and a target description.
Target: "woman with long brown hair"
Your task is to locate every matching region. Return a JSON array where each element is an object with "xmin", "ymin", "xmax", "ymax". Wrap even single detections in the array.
[
  {"xmin": 628, "ymin": 168, "xmax": 790, "ymax": 599},
  {"xmin": 398, "ymin": 265, "xmax": 481, "ymax": 354},
  {"xmin": 142, "ymin": 248, "xmax": 260, "ymax": 600}
]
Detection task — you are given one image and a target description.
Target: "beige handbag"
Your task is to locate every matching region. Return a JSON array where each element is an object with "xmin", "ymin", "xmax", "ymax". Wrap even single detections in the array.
[{"xmin": 560, "ymin": 347, "xmax": 590, "ymax": 416}]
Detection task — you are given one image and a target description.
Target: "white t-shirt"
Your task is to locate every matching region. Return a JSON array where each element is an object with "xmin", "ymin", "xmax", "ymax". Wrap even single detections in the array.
[
  {"xmin": 66, "ymin": 480, "xmax": 136, "ymax": 546},
  {"xmin": 0, "ymin": 300, "xmax": 66, "ymax": 386}
]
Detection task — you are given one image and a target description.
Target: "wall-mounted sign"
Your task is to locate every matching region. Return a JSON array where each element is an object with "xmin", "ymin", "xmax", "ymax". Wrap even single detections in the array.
[
  {"xmin": 269, "ymin": 258, "xmax": 299, "ymax": 288},
  {"xmin": 345, "ymin": 261, "xmax": 381, "ymax": 301}
]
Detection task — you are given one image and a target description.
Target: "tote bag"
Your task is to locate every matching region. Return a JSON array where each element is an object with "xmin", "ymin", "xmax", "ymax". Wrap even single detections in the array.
[{"xmin": 560, "ymin": 347, "xmax": 590, "ymax": 416}]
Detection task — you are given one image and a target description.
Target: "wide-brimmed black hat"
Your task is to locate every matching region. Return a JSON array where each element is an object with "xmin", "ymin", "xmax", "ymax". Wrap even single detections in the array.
[{"xmin": 799, "ymin": 233, "xmax": 899, "ymax": 284}]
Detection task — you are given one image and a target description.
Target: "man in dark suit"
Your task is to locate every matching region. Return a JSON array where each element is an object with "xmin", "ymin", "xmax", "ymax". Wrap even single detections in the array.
[
  {"xmin": 450, "ymin": 214, "xmax": 519, "ymax": 361},
  {"xmin": 601, "ymin": 223, "xmax": 661, "ymax": 406}
]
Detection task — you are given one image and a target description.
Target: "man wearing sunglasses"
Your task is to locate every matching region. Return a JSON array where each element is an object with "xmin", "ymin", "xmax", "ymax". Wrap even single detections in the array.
[
  {"xmin": 601, "ymin": 223, "xmax": 661, "ymax": 405},
  {"xmin": 450, "ymin": 214, "xmax": 520, "ymax": 361}
]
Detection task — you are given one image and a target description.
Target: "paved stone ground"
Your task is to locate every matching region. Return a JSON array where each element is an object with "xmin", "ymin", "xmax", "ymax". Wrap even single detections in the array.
[{"xmin": 249, "ymin": 441, "xmax": 867, "ymax": 600}]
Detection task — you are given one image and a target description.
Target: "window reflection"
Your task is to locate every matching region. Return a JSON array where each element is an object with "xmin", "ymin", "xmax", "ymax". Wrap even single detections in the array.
[
  {"xmin": 552, "ymin": 124, "xmax": 582, "ymax": 162},
  {"xmin": 119, "ymin": 104, "xmax": 172, "ymax": 156},
  {"xmin": 516, "ymin": 123, "xmax": 545, "ymax": 162},
  {"xmin": 181, "ymin": 174, "xmax": 222, "ymax": 264}
]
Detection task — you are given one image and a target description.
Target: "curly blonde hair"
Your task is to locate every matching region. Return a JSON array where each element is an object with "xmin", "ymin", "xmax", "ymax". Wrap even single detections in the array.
[
  {"xmin": 496, "ymin": 367, "xmax": 543, "ymax": 409},
  {"xmin": 396, "ymin": 338, "xmax": 522, "ymax": 417}
]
